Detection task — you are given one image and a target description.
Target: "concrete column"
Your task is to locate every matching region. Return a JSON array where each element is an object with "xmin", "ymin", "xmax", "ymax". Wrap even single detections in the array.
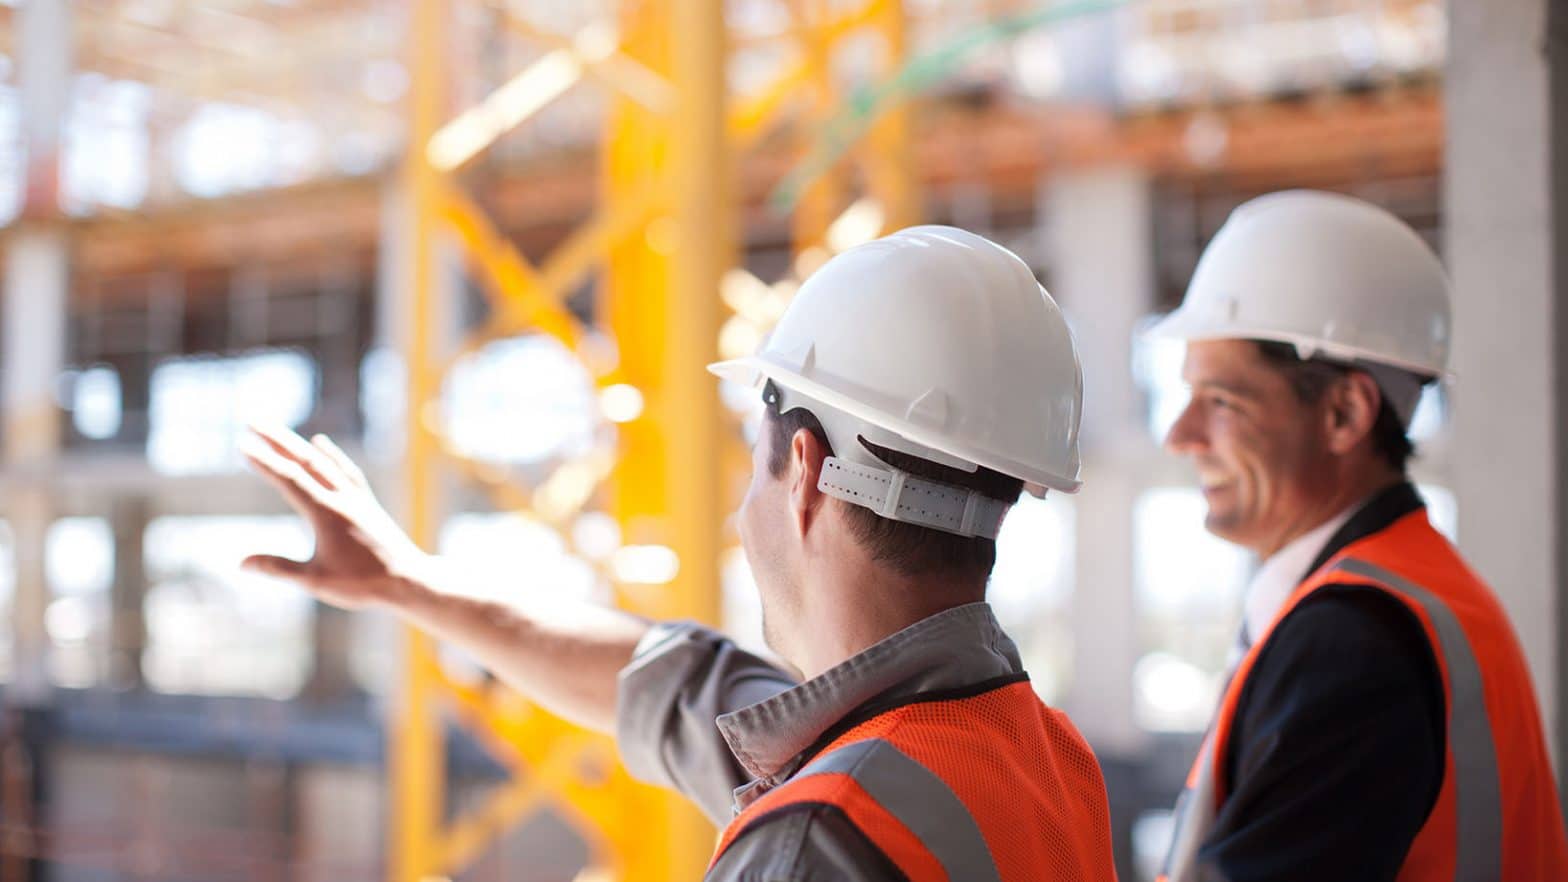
[
  {"xmin": 371, "ymin": 175, "xmax": 461, "ymax": 497},
  {"xmin": 315, "ymin": 267, "xmax": 363, "ymax": 438},
  {"xmin": 3, "ymin": 228, "xmax": 69, "ymax": 704},
  {"xmin": 355, "ymin": 173, "xmax": 460, "ymax": 709},
  {"xmin": 107, "ymin": 496, "xmax": 150, "ymax": 690},
  {"xmin": 1445, "ymin": 0, "xmax": 1567, "ymax": 781},
  {"xmin": 3, "ymin": 232, "xmax": 68, "ymax": 704},
  {"xmin": 4, "ymin": 497, "xmax": 52, "ymax": 704},
  {"xmin": 1045, "ymin": 168, "xmax": 1151, "ymax": 448},
  {"xmin": 1044, "ymin": 168, "xmax": 1154, "ymax": 755},
  {"xmin": 5, "ymin": 0, "xmax": 75, "ymax": 707},
  {"xmin": 17, "ymin": 0, "xmax": 72, "ymax": 217},
  {"xmin": 368, "ymin": 176, "xmax": 413, "ymax": 463},
  {"xmin": 1549, "ymin": 0, "xmax": 1568, "ymax": 794},
  {"xmin": 306, "ymin": 178, "xmax": 424, "ymax": 705},
  {"xmin": 1053, "ymin": 4, "xmax": 1121, "ymax": 104},
  {"xmin": 309, "ymin": 266, "xmax": 364, "ymax": 701}
]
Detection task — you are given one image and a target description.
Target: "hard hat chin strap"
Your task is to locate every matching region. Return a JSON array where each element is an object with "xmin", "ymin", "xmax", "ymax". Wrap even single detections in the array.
[
  {"xmin": 764, "ymin": 379, "xmax": 1011, "ymax": 539},
  {"xmin": 817, "ymin": 457, "xmax": 1009, "ymax": 540}
]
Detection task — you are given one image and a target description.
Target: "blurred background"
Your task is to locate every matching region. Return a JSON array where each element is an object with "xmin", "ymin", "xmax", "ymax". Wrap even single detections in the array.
[{"xmin": 0, "ymin": 0, "xmax": 1558, "ymax": 880}]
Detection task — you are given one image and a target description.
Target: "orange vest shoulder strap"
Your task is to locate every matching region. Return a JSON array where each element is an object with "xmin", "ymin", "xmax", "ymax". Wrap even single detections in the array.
[
  {"xmin": 1311, "ymin": 554, "xmax": 1504, "ymax": 880},
  {"xmin": 711, "ymin": 737, "xmax": 1003, "ymax": 882},
  {"xmin": 1209, "ymin": 529, "xmax": 1506, "ymax": 882},
  {"xmin": 1206, "ymin": 514, "xmax": 1435, "ymax": 797}
]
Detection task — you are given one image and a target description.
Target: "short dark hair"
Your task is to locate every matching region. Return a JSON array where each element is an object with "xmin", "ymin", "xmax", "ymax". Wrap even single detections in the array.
[
  {"xmin": 762, "ymin": 382, "xmax": 1024, "ymax": 581},
  {"xmin": 1253, "ymin": 341, "xmax": 1415, "ymax": 472}
]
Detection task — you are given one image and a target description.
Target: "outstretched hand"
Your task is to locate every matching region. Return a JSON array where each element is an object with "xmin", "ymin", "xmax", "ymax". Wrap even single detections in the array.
[{"xmin": 240, "ymin": 424, "xmax": 429, "ymax": 610}]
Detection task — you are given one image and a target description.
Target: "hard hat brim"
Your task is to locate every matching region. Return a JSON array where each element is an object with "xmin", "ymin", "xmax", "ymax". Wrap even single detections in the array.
[
  {"xmin": 1144, "ymin": 308, "xmax": 1449, "ymax": 380},
  {"xmin": 707, "ymin": 358, "xmax": 763, "ymax": 389},
  {"xmin": 708, "ymin": 356, "xmax": 1082, "ymax": 495}
]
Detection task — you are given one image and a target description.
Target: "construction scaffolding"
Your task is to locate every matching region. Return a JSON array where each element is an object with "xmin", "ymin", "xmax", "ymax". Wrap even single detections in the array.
[
  {"xmin": 0, "ymin": 1, "xmax": 1458, "ymax": 879},
  {"xmin": 388, "ymin": 2, "xmax": 915, "ymax": 878}
]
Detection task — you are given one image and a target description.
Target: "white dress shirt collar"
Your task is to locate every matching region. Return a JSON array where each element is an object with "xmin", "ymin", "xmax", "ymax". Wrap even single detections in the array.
[{"xmin": 1241, "ymin": 502, "xmax": 1364, "ymax": 646}]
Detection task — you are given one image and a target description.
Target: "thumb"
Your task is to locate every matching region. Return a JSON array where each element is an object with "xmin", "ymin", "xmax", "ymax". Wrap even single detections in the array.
[{"xmin": 242, "ymin": 555, "xmax": 312, "ymax": 581}]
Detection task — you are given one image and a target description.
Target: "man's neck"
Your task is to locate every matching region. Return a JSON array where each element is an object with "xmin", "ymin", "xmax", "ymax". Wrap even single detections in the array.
[
  {"xmin": 1255, "ymin": 471, "xmax": 1404, "ymax": 560},
  {"xmin": 787, "ymin": 557, "xmax": 984, "ymax": 681}
]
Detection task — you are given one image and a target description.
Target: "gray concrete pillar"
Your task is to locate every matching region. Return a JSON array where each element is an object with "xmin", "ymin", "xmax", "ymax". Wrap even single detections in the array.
[
  {"xmin": 1445, "ymin": 0, "xmax": 1567, "ymax": 785},
  {"xmin": 16, "ymin": 0, "xmax": 72, "ymax": 217},
  {"xmin": 6, "ymin": 0, "xmax": 75, "ymax": 706},
  {"xmin": 3, "ymin": 231, "xmax": 68, "ymax": 704},
  {"xmin": 107, "ymin": 496, "xmax": 151, "ymax": 690},
  {"xmin": 1045, "ymin": 167, "xmax": 1154, "ymax": 755}
]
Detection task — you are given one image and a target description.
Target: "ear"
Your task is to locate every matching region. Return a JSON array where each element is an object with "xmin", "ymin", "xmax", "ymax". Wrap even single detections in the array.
[
  {"xmin": 1324, "ymin": 371, "xmax": 1382, "ymax": 456},
  {"xmin": 788, "ymin": 427, "xmax": 830, "ymax": 536}
]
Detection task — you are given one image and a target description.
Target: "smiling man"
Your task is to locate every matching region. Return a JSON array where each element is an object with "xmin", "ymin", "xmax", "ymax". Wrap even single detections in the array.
[
  {"xmin": 1151, "ymin": 191, "xmax": 1568, "ymax": 881},
  {"xmin": 242, "ymin": 226, "xmax": 1116, "ymax": 881}
]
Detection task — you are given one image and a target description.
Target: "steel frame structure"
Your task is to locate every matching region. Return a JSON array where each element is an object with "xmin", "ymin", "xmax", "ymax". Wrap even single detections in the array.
[{"xmin": 392, "ymin": 1, "xmax": 914, "ymax": 880}]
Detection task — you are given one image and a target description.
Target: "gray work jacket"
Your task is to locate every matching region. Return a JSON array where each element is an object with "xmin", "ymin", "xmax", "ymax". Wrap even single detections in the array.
[{"xmin": 615, "ymin": 602, "xmax": 1026, "ymax": 881}]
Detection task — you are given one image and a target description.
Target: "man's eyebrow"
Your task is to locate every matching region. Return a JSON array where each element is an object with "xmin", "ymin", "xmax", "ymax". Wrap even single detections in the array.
[{"xmin": 1188, "ymin": 378, "xmax": 1262, "ymax": 400}]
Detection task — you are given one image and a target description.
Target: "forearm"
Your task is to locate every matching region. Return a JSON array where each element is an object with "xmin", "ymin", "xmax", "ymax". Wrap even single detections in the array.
[
  {"xmin": 388, "ymin": 559, "xmax": 653, "ymax": 734},
  {"xmin": 237, "ymin": 425, "xmax": 654, "ymax": 733}
]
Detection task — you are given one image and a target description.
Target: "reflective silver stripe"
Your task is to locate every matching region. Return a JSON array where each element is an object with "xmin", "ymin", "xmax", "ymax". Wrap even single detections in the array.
[
  {"xmin": 1333, "ymin": 557, "xmax": 1504, "ymax": 882},
  {"xmin": 1160, "ymin": 735, "xmax": 1217, "ymax": 882},
  {"xmin": 795, "ymin": 738, "xmax": 1003, "ymax": 882}
]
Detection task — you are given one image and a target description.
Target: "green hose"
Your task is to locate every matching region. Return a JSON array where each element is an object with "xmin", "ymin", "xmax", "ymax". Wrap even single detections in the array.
[{"xmin": 769, "ymin": 0, "xmax": 1127, "ymax": 213}]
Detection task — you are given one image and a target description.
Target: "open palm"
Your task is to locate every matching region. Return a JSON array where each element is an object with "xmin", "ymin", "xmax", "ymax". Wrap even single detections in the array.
[{"xmin": 240, "ymin": 424, "xmax": 429, "ymax": 610}]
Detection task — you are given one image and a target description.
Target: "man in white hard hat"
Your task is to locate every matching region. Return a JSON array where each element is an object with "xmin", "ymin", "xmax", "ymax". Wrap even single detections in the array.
[
  {"xmin": 1151, "ymin": 191, "xmax": 1568, "ymax": 881},
  {"xmin": 243, "ymin": 226, "xmax": 1118, "ymax": 880}
]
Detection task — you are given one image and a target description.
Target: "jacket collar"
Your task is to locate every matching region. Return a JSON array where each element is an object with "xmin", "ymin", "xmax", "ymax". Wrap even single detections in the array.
[
  {"xmin": 716, "ymin": 602, "xmax": 1022, "ymax": 796},
  {"xmin": 1302, "ymin": 480, "xmax": 1427, "ymax": 580}
]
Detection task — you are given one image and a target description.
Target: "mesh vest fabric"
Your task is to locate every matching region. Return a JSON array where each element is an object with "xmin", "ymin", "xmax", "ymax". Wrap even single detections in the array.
[{"xmin": 712, "ymin": 680, "xmax": 1118, "ymax": 882}]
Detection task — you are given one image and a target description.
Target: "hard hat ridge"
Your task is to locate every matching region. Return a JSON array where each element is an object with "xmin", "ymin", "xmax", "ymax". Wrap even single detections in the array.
[{"xmin": 710, "ymin": 224, "xmax": 1085, "ymax": 537}]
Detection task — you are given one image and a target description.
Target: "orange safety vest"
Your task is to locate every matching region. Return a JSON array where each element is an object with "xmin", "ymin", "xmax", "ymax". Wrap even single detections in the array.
[
  {"xmin": 1161, "ymin": 509, "xmax": 1568, "ymax": 882},
  {"xmin": 710, "ymin": 679, "xmax": 1118, "ymax": 881}
]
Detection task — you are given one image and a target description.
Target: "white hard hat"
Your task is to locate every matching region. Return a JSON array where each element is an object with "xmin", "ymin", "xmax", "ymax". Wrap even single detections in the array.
[
  {"xmin": 709, "ymin": 225, "xmax": 1083, "ymax": 538},
  {"xmin": 1148, "ymin": 190, "xmax": 1452, "ymax": 384}
]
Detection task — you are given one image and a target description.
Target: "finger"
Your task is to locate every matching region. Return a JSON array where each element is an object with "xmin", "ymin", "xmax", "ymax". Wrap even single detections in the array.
[
  {"xmin": 244, "ymin": 459, "xmax": 324, "ymax": 527},
  {"xmin": 240, "ymin": 436, "xmax": 335, "ymax": 517},
  {"xmin": 248, "ymin": 423, "xmax": 341, "ymax": 492},
  {"xmin": 242, "ymin": 554, "xmax": 312, "ymax": 581},
  {"xmin": 250, "ymin": 423, "xmax": 341, "ymax": 491},
  {"xmin": 311, "ymin": 434, "xmax": 368, "ymax": 489}
]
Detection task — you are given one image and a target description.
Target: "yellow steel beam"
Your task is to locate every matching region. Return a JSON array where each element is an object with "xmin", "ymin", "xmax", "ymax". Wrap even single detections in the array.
[
  {"xmin": 864, "ymin": 0, "xmax": 920, "ymax": 231},
  {"xmin": 817, "ymin": 0, "xmax": 888, "ymax": 46},
  {"xmin": 538, "ymin": 184, "xmax": 666, "ymax": 311},
  {"xmin": 433, "ymin": 662, "xmax": 642, "ymax": 874},
  {"xmin": 727, "ymin": 1, "xmax": 883, "ymax": 149},
  {"xmin": 501, "ymin": 13, "xmax": 676, "ymax": 112},
  {"xmin": 791, "ymin": 0, "xmax": 849, "ymax": 251},
  {"xmin": 436, "ymin": 674, "xmax": 529, "ymax": 772},
  {"xmin": 729, "ymin": 0, "xmax": 885, "ymax": 46},
  {"xmin": 601, "ymin": 0, "xmax": 727, "ymax": 876},
  {"xmin": 546, "ymin": 744, "xmax": 651, "ymax": 877},
  {"xmin": 387, "ymin": 0, "xmax": 915, "ymax": 878},
  {"xmin": 426, "ymin": 26, "xmax": 605, "ymax": 172},
  {"xmin": 393, "ymin": 1, "xmax": 446, "ymax": 881},
  {"xmin": 667, "ymin": 0, "xmax": 728, "ymax": 626},
  {"xmin": 437, "ymin": 184, "xmax": 586, "ymax": 349},
  {"xmin": 435, "ymin": 738, "xmax": 594, "ymax": 871},
  {"xmin": 668, "ymin": 0, "xmax": 731, "ymax": 867},
  {"xmin": 728, "ymin": 59, "xmax": 810, "ymax": 148},
  {"xmin": 438, "ymin": 183, "xmax": 546, "ymax": 292}
]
